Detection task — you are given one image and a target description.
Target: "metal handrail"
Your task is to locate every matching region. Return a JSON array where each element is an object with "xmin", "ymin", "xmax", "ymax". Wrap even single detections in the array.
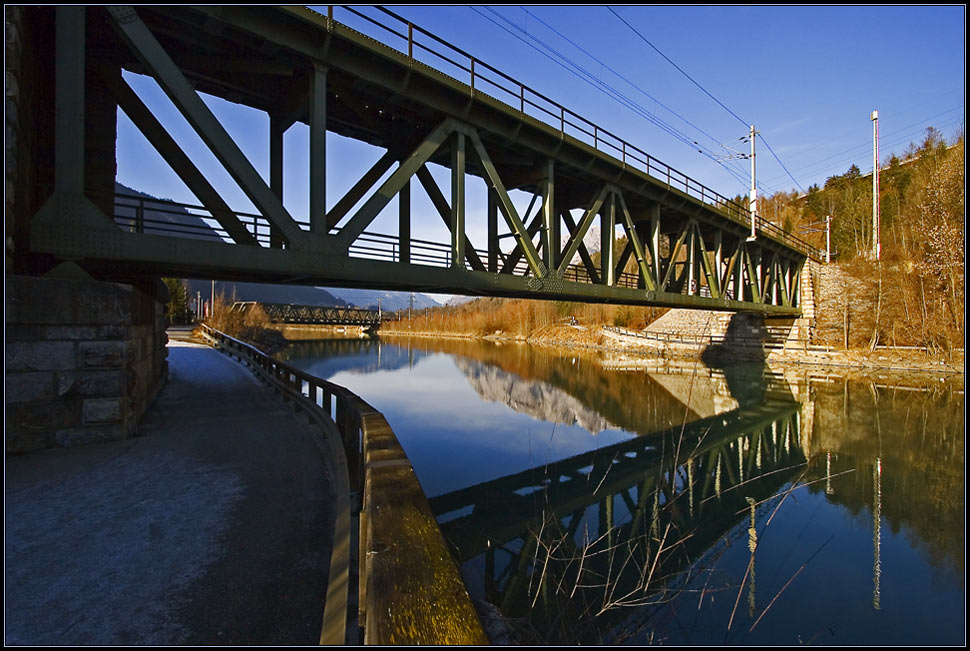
[
  {"xmin": 200, "ymin": 324, "xmax": 486, "ymax": 644},
  {"xmin": 110, "ymin": 191, "xmax": 793, "ymax": 306}
]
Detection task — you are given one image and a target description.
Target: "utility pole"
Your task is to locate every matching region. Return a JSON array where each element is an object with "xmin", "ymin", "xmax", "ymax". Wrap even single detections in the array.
[
  {"xmin": 210, "ymin": 279, "xmax": 215, "ymax": 317},
  {"xmin": 748, "ymin": 124, "xmax": 758, "ymax": 240},
  {"xmin": 871, "ymin": 110, "xmax": 880, "ymax": 261}
]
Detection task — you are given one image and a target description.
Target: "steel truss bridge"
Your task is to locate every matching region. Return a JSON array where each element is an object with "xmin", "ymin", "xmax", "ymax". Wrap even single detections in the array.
[
  {"xmin": 27, "ymin": 6, "xmax": 818, "ymax": 314},
  {"xmin": 230, "ymin": 302, "xmax": 382, "ymax": 327},
  {"xmin": 429, "ymin": 397, "xmax": 807, "ymax": 641}
]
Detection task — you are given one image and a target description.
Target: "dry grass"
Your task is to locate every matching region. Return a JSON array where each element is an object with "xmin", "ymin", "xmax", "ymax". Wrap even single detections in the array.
[
  {"xmin": 203, "ymin": 295, "xmax": 288, "ymax": 352},
  {"xmin": 381, "ymin": 297, "xmax": 667, "ymax": 339}
]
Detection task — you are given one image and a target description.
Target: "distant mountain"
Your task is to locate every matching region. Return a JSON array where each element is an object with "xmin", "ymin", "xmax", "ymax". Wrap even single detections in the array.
[
  {"xmin": 324, "ymin": 288, "xmax": 440, "ymax": 312},
  {"xmin": 445, "ymin": 295, "xmax": 479, "ymax": 306},
  {"xmin": 115, "ymin": 182, "xmax": 216, "ymax": 240},
  {"xmin": 186, "ymin": 280, "xmax": 346, "ymax": 307}
]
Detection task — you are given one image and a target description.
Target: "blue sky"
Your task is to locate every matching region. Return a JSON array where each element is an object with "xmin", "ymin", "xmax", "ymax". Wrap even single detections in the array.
[
  {"xmin": 116, "ymin": 5, "xmax": 964, "ymax": 269},
  {"xmin": 379, "ymin": 5, "xmax": 965, "ymax": 194}
]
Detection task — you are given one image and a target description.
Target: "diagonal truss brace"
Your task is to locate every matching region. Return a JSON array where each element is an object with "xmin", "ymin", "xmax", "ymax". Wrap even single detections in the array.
[
  {"xmin": 104, "ymin": 71, "xmax": 258, "ymax": 246},
  {"xmin": 465, "ymin": 128, "xmax": 546, "ymax": 278},
  {"xmin": 333, "ymin": 119, "xmax": 455, "ymax": 251},
  {"xmin": 105, "ymin": 5, "xmax": 309, "ymax": 249},
  {"xmin": 615, "ymin": 192, "xmax": 657, "ymax": 291}
]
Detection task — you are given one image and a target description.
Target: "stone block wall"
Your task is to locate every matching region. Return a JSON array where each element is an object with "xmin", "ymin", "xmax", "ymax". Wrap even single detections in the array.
[{"xmin": 5, "ymin": 274, "xmax": 168, "ymax": 453}]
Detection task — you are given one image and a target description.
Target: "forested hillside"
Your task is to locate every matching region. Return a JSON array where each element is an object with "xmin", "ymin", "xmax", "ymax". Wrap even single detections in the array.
[{"xmin": 765, "ymin": 128, "xmax": 963, "ymax": 351}]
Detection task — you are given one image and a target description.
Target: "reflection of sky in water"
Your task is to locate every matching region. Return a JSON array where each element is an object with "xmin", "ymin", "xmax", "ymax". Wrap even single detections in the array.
[
  {"xmin": 285, "ymin": 340, "xmax": 965, "ymax": 645},
  {"xmin": 326, "ymin": 353, "xmax": 633, "ymax": 497},
  {"xmin": 649, "ymin": 485, "xmax": 964, "ymax": 646}
]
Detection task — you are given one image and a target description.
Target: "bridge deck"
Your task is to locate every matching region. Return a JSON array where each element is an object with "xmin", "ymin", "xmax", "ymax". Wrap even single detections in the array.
[{"xmin": 24, "ymin": 6, "xmax": 816, "ymax": 315}]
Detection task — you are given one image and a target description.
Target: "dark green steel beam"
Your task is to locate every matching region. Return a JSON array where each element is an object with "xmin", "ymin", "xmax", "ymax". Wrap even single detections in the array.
[
  {"xmin": 107, "ymin": 71, "xmax": 258, "ymax": 246},
  {"xmin": 105, "ymin": 6, "xmax": 309, "ymax": 248}
]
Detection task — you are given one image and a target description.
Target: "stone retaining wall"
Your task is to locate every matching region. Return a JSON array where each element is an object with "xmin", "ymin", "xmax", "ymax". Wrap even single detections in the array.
[{"xmin": 5, "ymin": 274, "xmax": 168, "ymax": 453}]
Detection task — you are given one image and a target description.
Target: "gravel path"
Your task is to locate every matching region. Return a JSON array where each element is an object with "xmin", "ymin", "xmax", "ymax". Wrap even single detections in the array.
[{"xmin": 5, "ymin": 341, "xmax": 334, "ymax": 645}]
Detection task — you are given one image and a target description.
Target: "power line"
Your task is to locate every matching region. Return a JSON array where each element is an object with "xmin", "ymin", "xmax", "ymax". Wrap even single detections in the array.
[
  {"xmin": 762, "ymin": 108, "xmax": 964, "ymax": 186},
  {"xmin": 520, "ymin": 7, "xmax": 726, "ymax": 151},
  {"xmin": 519, "ymin": 6, "xmax": 755, "ymax": 188},
  {"xmin": 759, "ymin": 135, "xmax": 804, "ymax": 193},
  {"xmin": 607, "ymin": 6, "xmax": 750, "ymax": 128},
  {"xmin": 470, "ymin": 7, "xmax": 754, "ymax": 189},
  {"xmin": 606, "ymin": 6, "xmax": 806, "ymax": 194}
]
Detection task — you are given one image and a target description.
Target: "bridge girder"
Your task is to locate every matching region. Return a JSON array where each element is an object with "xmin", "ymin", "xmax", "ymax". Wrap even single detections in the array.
[{"xmin": 23, "ymin": 6, "xmax": 813, "ymax": 315}]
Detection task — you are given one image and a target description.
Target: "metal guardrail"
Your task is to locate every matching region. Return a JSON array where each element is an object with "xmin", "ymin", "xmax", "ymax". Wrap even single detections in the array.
[
  {"xmin": 199, "ymin": 325, "xmax": 487, "ymax": 645},
  {"xmin": 319, "ymin": 5, "xmax": 823, "ymax": 261}
]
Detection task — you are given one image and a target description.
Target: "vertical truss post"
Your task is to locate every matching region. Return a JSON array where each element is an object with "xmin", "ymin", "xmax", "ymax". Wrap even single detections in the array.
[
  {"xmin": 771, "ymin": 256, "xmax": 780, "ymax": 305},
  {"xmin": 487, "ymin": 188, "xmax": 498, "ymax": 273},
  {"xmin": 732, "ymin": 243, "xmax": 743, "ymax": 301},
  {"xmin": 399, "ymin": 166, "xmax": 410, "ymax": 264},
  {"xmin": 56, "ymin": 6, "xmax": 86, "ymax": 195},
  {"xmin": 743, "ymin": 244, "xmax": 762, "ymax": 304},
  {"xmin": 541, "ymin": 159, "xmax": 557, "ymax": 271},
  {"xmin": 601, "ymin": 192, "xmax": 616, "ymax": 286},
  {"xmin": 451, "ymin": 132, "xmax": 466, "ymax": 269},
  {"xmin": 310, "ymin": 63, "xmax": 328, "ymax": 234},
  {"xmin": 713, "ymin": 230, "xmax": 724, "ymax": 297},
  {"xmin": 270, "ymin": 116, "xmax": 285, "ymax": 247},
  {"xmin": 687, "ymin": 223, "xmax": 697, "ymax": 296},
  {"xmin": 754, "ymin": 247, "xmax": 763, "ymax": 302},
  {"xmin": 649, "ymin": 204, "xmax": 661, "ymax": 287}
]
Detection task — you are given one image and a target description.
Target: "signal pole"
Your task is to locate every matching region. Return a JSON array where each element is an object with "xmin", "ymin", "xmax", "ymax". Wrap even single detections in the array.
[
  {"xmin": 871, "ymin": 110, "xmax": 880, "ymax": 260},
  {"xmin": 748, "ymin": 124, "xmax": 758, "ymax": 240},
  {"xmin": 826, "ymin": 215, "xmax": 832, "ymax": 264}
]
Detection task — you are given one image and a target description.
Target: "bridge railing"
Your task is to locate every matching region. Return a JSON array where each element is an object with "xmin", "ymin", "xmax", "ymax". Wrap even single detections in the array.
[
  {"xmin": 322, "ymin": 6, "xmax": 822, "ymax": 261},
  {"xmin": 111, "ymin": 192, "xmax": 736, "ymax": 300},
  {"xmin": 111, "ymin": 191, "xmax": 650, "ymax": 284},
  {"xmin": 199, "ymin": 325, "xmax": 487, "ymax": 645}
]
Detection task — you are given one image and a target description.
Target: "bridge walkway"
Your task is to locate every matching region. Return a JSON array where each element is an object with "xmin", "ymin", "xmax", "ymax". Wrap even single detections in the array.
[{"xmin": 4, "ymin": 332, "xmax": 335, "ymax": 645}]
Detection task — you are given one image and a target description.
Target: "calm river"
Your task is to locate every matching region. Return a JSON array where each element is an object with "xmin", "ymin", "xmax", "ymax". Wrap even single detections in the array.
[{"xmin": 280, "ymin": 337, "xmax": 964, "ymax": 645}]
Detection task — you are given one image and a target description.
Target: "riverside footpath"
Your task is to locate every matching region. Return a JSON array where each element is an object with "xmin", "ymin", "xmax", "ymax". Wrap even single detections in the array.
[{"xmin": 5, "ymin": 331, "xmax": 335, "ymax": 645}]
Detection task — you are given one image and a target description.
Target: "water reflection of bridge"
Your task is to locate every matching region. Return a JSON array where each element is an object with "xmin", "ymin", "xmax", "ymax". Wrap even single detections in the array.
[{"xmin": 429, "ymin": 396, "xmax": 806, "ymax": 643}]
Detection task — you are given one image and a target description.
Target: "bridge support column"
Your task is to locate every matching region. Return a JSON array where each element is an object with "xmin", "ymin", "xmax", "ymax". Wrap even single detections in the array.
[
  {"xmin": 541, "ymin": 159, "xmax": 557, "ymax": 271},
  {"xmin": 601, "ymin": 192, "xmax": 615, "ymax": 286},
  {"xmin": 270, "ymin": 116, "xmax": 285, "ymax": 248},
  {"xmin": 487, "ymin": 188, "xmax": 498, "ymax": 273},
  {"xmin": 450, "ymin": 132, "xmax": 465, "ymax": 269},
  {"xmin": 310, "ymin": 63, "xmax": 328, "ymax": 234},
  {"xmin": 55, "ymin": 6, "xmax": 85, "ymax": 197},
  {"xmin": 5, "ymin": 271, "xmax": 168, "ymax": 454},
  {"xmin": 399, "ymin": 168, "xmax": 410, "ymax": 264}
]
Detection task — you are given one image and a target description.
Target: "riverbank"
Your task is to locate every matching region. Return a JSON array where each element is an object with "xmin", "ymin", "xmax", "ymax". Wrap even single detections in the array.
[{"xmin": 378, "ymin": 323, "xmax": 964, "ymax": 379}]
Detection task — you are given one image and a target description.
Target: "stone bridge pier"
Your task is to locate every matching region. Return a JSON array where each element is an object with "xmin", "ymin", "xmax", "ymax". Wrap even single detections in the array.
[{"xmin": 5, "ymin": 6, "xmax": 168, "ymax": 453}]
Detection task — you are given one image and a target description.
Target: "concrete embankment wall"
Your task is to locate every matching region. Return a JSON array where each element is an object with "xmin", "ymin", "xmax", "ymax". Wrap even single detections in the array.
[{"xmin": 5, "ymin": 274, "xmax": 168, "ymax": 453}]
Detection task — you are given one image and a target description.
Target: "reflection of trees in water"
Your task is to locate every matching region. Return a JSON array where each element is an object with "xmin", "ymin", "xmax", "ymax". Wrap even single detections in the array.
[
  {"xmin": 278, "ymin": 338, "xmax": 430, "ymax": 375},
  {"xmin": 807, "ymin": 380, "xmax": 964, "ymax": 575}
]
